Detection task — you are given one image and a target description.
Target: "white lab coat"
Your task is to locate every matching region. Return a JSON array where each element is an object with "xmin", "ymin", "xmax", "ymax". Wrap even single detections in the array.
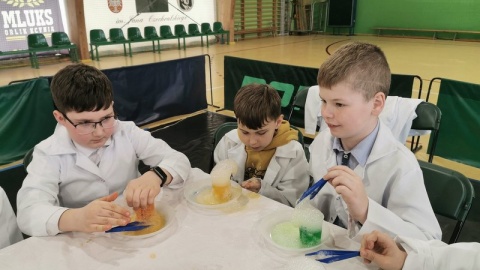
[
  {"xmin": 398, "ymin": 236, "xmax": 480, "ymax": 270},
  {"xmin": 17, "ymin": 121, "xmax": 191, "ymax": 236},
  {"xmin": 214, "ymin": 130, "xmax": 309, "ymax": 206},
  {"xmin": 309, "ymin": 121, "xmax": 442, "ymax": 241},
  {"xmin": 304, "ymin": 88, "xmax": 426, "ymax": 143},
  {"xmin": 0, "ymin": 187, "xmax": 23, "ymax": 249}
]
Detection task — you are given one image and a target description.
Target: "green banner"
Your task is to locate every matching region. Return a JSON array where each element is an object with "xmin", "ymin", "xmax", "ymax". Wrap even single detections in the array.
[
  {"xmin": 0, "ymin": 78, "xmax": 56, "ymax": 165},
  {"xmin": 435, "ymin": 78, "xmax": 480, "ymax": 168},
  {"xmin": 224, "ymin": 56, "xmax": 319, "ymax": 114}
]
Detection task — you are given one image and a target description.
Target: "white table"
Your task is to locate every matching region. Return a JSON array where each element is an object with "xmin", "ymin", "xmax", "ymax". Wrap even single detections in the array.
[{"xmin": 0, "ymin": 176, "xmax": 377, "ymax": 270}]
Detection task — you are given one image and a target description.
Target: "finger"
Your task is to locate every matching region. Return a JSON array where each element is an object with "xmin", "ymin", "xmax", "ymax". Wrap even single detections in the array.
[
  {"xmin": 360, "ymin": 248, "xmax": 377, "ymax": 263},
  {"xmin": 148, "ymin": 189, "xmax": 157, "ymax": 205},
  {"xmin": 139, "ymin": 189, "xmax": 149, "ymax": 208},
  {"xmin": 131, "ymin": 187, "xmax": 142, "ymax": 208},
  {"xmin": 124, "ymin": 188, "xmax": 134, "ymax": 207}
]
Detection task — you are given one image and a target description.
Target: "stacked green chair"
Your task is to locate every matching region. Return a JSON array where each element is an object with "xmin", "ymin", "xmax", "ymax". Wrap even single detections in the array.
[
  {"xmin": 287, "ymin": 87, "xmax": 310, "ymax": 129},
  {"xmin": 188, "ymin": 24, "xmax": 204, "ymax": 46},
  {"xmin": 160, "ymin": 25, "xmax": 183, "ymax": 50},
  {"xmin": 89, "ymin": 29, "xmax": 127, "ymax": 61},
  {"xmin": 144, "ymin": 26, "xmax": 162, "ymax": 53},
  {"xmin": 201, "ymin": 23, "xmax": 216, "ymax": 47},
  {"xmin": 213, "ymin": 21, "xmax": 230, "ymax": 44},
  {"xmin": 174, "ymin": 24, "xmax": 188, "ymax": 50}
]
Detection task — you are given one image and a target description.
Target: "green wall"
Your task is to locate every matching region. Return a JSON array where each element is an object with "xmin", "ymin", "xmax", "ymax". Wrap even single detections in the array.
[{"xmin": 354, "ymin": 0, "xmax": 480, "ymax": 39}]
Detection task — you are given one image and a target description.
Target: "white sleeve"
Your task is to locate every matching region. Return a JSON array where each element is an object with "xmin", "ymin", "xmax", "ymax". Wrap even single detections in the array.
[
  {"xmin": 397, "ymin": 236, "xmax": 480, "ymax": 270},
  {"xmin": 0, "ymin": 187, "xmax": 23, "ymax": 249}
]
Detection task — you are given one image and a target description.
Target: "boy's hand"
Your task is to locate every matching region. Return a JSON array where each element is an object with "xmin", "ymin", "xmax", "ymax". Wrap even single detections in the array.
[
  {"xmin": 241, "ymin": 177, "xmax": 261, "ymax": 193},
  {"xmin": 324, "ymin": 165, "xmax": 369, "ymax": 223},
  {"xmin": 59, "ymin": 192, "xmax": 131, "ymax": 233},
  {"xmin": 360, "ymin": 230, "xmax": 407, "ymax": 270},
  {"xmin": 124, "ymin": 171, "xmax": 163, "ymax": 208}
]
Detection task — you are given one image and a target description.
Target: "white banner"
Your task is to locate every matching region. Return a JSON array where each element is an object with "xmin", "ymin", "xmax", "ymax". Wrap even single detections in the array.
[{"xmin": 84, "ymin": 0, "xmax": 215, "ymax": 54}]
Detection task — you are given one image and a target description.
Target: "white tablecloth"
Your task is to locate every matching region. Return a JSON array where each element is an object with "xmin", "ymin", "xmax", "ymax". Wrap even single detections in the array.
[{"xmin": 0, "ymin": 175, "xmax": 378, "ymax": 270}]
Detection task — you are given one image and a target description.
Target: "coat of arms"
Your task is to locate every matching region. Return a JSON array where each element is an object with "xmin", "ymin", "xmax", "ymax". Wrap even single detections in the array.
[
  {"xmin": 178, "ymin": 0, "xmax": 193, "ymax": 11},
  {"xmin": 108, "ymin": 0, "xmax": 123, "ymax": 13}
]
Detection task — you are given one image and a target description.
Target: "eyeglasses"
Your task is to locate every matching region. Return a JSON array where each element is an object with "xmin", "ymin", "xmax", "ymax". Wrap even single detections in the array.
[{"xmin": 61, "ymin": 112, "xmax": 117, "ymax": 135}]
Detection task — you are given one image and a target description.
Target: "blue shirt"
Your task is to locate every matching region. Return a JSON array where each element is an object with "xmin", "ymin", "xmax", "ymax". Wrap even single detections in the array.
[{"xmin": 333, "ymin": 121, "xmax": 380, "ymax": 170}]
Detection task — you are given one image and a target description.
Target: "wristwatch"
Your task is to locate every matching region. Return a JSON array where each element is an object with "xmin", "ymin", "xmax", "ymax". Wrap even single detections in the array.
[{"xmin": 150, "ymin": 166, "xmax": 167, "ymax": 187}]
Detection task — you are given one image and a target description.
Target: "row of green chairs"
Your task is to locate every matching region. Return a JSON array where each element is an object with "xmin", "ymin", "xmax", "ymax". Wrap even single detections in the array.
[
  {"xmin": 89, "ymin": 22, "xmax": 230, "ymax": 61},
  {"xmin": 26, "ymin": 32, "xmax": 79, "ymax": 68}
]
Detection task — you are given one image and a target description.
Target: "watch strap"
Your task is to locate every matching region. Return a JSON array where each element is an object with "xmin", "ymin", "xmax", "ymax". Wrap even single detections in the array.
[{"xmin": 151, "ymin": 166, "xmax": 167, "ymax": 187}]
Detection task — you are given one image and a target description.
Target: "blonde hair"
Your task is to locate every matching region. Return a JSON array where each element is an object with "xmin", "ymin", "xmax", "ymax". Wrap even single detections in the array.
[{"xmin": 317, "ymin": 42, "xmax": 391, "ymax": 100}]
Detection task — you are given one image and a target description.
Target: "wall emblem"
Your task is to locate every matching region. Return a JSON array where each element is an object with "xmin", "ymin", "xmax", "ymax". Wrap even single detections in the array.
[
  {"xmin": 108, "ymin": 0, "xmax": 123, "ymax": 13},
  {"xmin": 178, "ymin": 0, "xmax": 193, "ymax": 11}
]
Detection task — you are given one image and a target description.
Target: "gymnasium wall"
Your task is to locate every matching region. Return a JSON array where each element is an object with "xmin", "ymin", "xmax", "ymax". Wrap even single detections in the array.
[{"xmin": 355, "ymin": 0, "xmax": 480, "ymax": 38}]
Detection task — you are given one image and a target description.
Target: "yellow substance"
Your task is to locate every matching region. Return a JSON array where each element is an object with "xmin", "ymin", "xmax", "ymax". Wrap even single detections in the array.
[
  {"xmin": 212, "ymin": 183, "xmax": 232, "ymax": 203},
  {"xmin": 123, "ymin": 208, "xmax": 166, "ymax": 236},
  {"xmin": 196, "ymin": 186, "xmax": 233, "ymax": 205}
]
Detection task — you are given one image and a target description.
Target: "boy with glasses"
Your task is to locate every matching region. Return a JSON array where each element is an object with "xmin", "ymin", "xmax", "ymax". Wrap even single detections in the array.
[{"xmin": 17, "ymin": 64, "xmax": 191, "ymax": 237}]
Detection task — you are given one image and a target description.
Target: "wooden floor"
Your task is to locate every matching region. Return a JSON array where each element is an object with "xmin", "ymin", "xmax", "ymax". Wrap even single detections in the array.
[{"xmin": 1, "ymin": 34, "xmax": 479, "ymax": 179}]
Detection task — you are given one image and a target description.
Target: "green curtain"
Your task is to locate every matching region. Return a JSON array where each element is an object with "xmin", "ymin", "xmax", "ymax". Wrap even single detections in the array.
[{"xmin": 0, "ymin": 78, "xmax": 56, "ymax": 165}]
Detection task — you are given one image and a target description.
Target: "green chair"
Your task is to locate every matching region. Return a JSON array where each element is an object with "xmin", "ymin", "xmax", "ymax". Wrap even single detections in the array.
[
  {"xmin": 188, "ymin": 23, "xmax": 204, "ymax": 46},
  {"xmin": 127, "ymin": 27, "xmax": 157, "ymax": 54},
  {"xmin": 160, "ymin": 25, "xmax": 183, "ymax": 50},
  {"xmin": 287, "ymin": 87, "xmax": 310, "ymax": 129},
  {"xmin": 174, "ymin": 24, "xmax": 188, "ymax": 50},
  {"xmin": 144, "ymin": 26, "xmax": 161, "ymax": 53},
  {"xmin": 51, "ymin": 32, "xmax": 79, "ymax": 63},
  {"xmin": 27, "ymin": 33, "xmax": 50, "ymax": 68},
  {"xmin": 89, "ymin": 29, "xmax": 127, "ymax": 61},
  {"xmin": 411, "ymin": 102, "xmax": 442, "ymax": 162},
  {"xmin": 419, "ymin": 160, "xmax": 475, "ymax": 244},
  {"xmin": 109, "ymin": 28, "xmax": 130, "ymax": 56},
  {"xmin": 200, "ymin": 22, "xmax": 216, "ymax": 47},
  {"xmin": 213, "ymin": 21, "xmax": 230, "ymax": 44}
]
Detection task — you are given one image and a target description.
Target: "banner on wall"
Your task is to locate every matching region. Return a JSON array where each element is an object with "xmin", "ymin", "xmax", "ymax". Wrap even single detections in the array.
[
  {"xmin": 0, "ymin": 0, "xmax": 64, "ymax": 52},
  {"xmin": 83, "ymin": 0, "xmax": 213, "ymax": 52}
]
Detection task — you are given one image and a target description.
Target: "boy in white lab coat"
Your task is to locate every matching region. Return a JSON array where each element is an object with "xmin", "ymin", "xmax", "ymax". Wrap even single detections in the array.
[
  {"xmin": 214, "ymin": 84, "xmax": 309, "ymax": 206},
  {"xmin": 309, "ymin": 42, "xmax": 441, "ymax": 240},
  {"xmin": 17, "ymin": 64, "xmax": 191, "ymax": 237},
  {"xmin": 360, "ymin": 230, "xmax": 480, "ymax": 270}
]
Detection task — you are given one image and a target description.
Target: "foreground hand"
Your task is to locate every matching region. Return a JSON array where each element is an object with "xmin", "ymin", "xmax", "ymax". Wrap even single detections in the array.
[
  {"xmin": 59, "ymin": 192, "xmax": 131, "ymax": 233},
  {"xmin": 360, "ymin": 230, "xmax": 407, "ymax": 270},
  {"xmin": 241, "ymin": 177, "xmax": 261, "ymax": 193},
  {"xmin": 124, "ymin": 171, "xmax": 162, "ymax": 208},
  {"xmin": 324, "ymin": 165, "xmax": 369, "ymax": 223}
]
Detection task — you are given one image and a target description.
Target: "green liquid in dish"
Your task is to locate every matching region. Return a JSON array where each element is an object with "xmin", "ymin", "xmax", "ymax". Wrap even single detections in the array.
[{"xmin": 299, "ymin": 226, "xmax": 322, "ymax": 247}]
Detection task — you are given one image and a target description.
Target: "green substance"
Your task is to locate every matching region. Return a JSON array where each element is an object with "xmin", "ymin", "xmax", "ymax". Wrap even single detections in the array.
[{"xmin": 299, "ymin": 226, "xmax": 322, "ymax": 247}]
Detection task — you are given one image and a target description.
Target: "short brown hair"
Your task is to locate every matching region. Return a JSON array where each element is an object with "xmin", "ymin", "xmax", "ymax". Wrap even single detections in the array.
[
  {"xmin": 234, "ymin": 83, "xmax": 281, "ymax": 129},
  {"xmin": 317, "ymin": 42, "xmax": 391, "ymax": 100},
  {"xmin": 50, "ymin": 63, "xmax": 113, "ymax": 113}
]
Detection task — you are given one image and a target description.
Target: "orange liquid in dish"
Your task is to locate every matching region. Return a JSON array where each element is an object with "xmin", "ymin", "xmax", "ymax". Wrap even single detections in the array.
[
  {"xmin": 124, "ymin": 204, "xmax": 165, "ymax": 236},
  {"xmin": 212, "ymin": 183, "xmax": 232, "ymax": 203}
]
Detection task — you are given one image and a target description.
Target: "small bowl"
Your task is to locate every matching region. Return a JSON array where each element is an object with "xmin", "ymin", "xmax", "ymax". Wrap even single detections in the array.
[
  {"xmin": 109, "ymin": 198, "xmax": 177, "ymax": 241},
  {"xmin": 184, "ymin": 178, "xmax": 244, "ymax": 212},
  {"xmin": 257, "ymin": 209, "xmax": 330, "ymax": 256}
]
